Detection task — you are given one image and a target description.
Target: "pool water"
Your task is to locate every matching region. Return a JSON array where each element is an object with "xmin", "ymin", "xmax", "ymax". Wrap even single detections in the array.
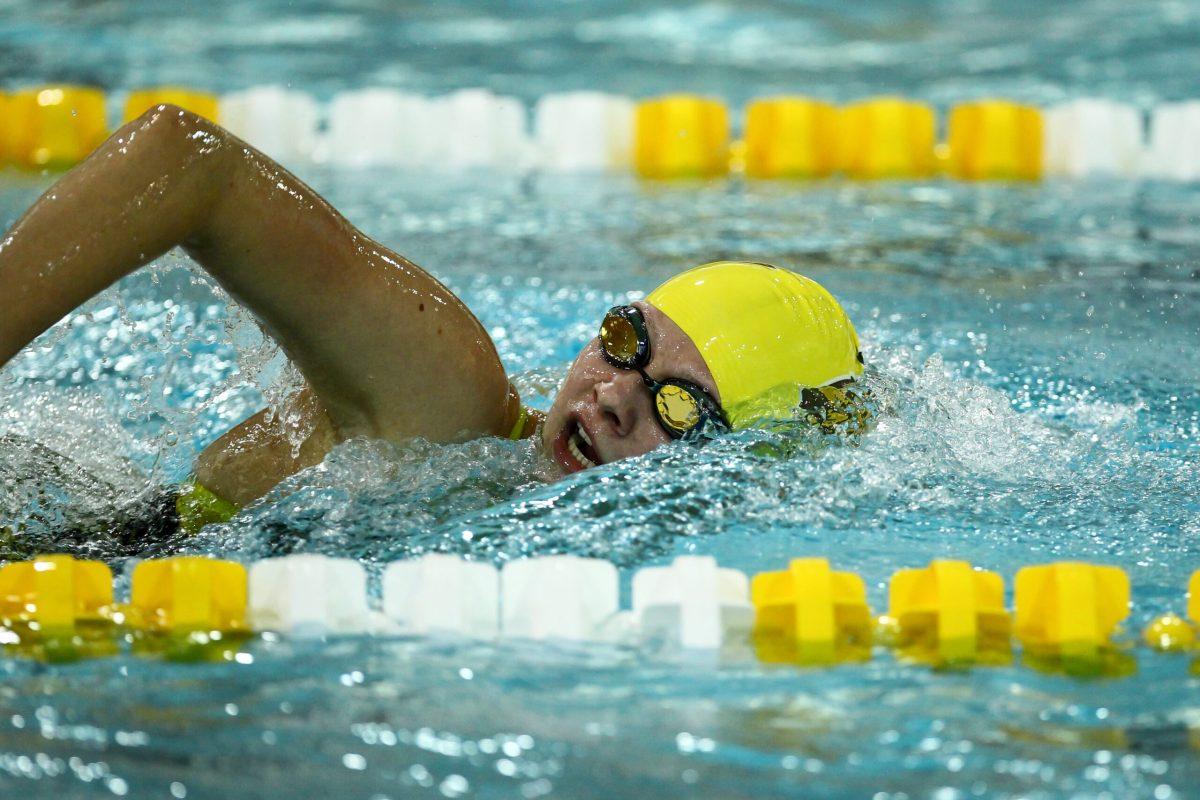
[
  {"xmin": 3, "ymin": 1, "xmax": 1200, "ymax": 798},
  {"xmin": 3, "ymin": 168, "xmax": 1198, "ymax": 800}
]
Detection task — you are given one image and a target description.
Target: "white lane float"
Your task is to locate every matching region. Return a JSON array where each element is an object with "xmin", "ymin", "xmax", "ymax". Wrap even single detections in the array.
[
  {"xmin": 324, "ymin": 88, "xmax": 440, "ymax": 167},
  {"xmin": 382, "ymin": 554, "xmax": 500, "ymax": 638},
  {"xmin": 631, "ymin": 555, "xmax": 753, "ymax": 650},
  {"xmin": 219, "ymin": 85, "xmax": 320, "ymax": 164},
  {"xmin": 1143, "ymin": 101, "xmax": 1200, "ymax": 181},
  {"xmin": 500, "ymin": 555, "xmax": 619, "ymax": 641},
  {"xmin": 1043, "ymin": 98, "xmax": 1143, "ymax": 178},
  {"xmin": 533, "ymin": 91, "xmax": 635, "ymax": 172},
  {"xmin": 436, "ymin": 88, "xmax": 533, "ymax": 169},
  {"xmin": 248, "ymin": 554, "xmax": 370, "ymax": 636}
]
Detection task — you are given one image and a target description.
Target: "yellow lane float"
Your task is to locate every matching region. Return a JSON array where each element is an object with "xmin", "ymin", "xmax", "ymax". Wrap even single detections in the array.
[
  {"xmin": 1014, "ymin": 562, "xmax": 1129, "ymax": 659},
  {"xmin": 886, "ymin": 559, "xmax": 1011, "ymax": 666},
  {"xmin": 1143, "ymin": 614, "xmax": 1195, "ymax": 652},
  {"xmin": 122, "ymin": 87, "xmax": 219, "ymax": 123},
  {"xmin": 0, "ymin": 554, "xmax": 113, "ymax": 630},
  {"xmin": 743, "ymin": 96, "xmax": 838, "ymax": 179},
  {"xmin": 0, "ymin": 92, "xmax": 17, "ymax": 164},
  {"xmin": 750, "ymin": 557, "xmax": 872, "ymax": 664},
  {"xmin": 837, "ymin": 96, "xmax": 936, "ymax": 179},
  {"xmin": 128, "ymin": 556, "xmax": 248, "ymax": 632},
  {"xmin": 634, "ymin": 94, "xmax": 730, "ymax": 178},
  {"xmin": 946, "ymin": 99, "xmax": 1044, "ymax": 180},
  {"xmin": 127, "ymin": 556, "xmax": 250, "ymax": 661},
  {"xmin": 3, "ymin": 85, "xmax": 108, "ymax": 169},
  {"xmin": 0, "ymin": 554, "xmax": 117, "ymax": 661},
  {"xmin": 1142, "ymin": 568, "xmax": 1200, "ymax": 652}
]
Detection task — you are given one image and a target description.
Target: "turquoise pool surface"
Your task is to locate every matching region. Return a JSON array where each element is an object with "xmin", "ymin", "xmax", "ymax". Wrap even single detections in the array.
[{"xmin": 2, "ymin": 1, "xmax": 1200, "ymax": 798}]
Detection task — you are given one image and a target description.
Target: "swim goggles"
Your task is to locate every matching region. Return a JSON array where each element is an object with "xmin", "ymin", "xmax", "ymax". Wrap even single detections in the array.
[{"xmin": 598, "ymin": 305, "xmax": 730, "ymax": 439}]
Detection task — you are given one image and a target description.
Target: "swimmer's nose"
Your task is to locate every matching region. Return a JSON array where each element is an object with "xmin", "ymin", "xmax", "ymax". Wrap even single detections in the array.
[{"xmin": 595, "ymin": 369, "xmax": 648, "ymax": 438}]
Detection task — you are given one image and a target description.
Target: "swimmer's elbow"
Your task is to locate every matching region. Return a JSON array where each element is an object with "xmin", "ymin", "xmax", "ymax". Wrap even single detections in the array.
[
  {"xmin": 129, "ymin": 103, "xmax": 229, "ymax": 166},
  {"xmin": 134, "ymin": 102, "xmax": 216, "ymax": 132},
  {"xmin": 122, "ymin": 104, "xmax": 236, "ymax": 245}
]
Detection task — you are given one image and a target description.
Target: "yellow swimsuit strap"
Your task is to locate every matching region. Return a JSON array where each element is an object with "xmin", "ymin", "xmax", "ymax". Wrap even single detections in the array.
[
  {"xmin": 507, "ymin": 405, "xmax": 532, "ymax": 440},
  {"xmin": 176, "ymin": 479, "xmax": 240, "ymax": 535}
]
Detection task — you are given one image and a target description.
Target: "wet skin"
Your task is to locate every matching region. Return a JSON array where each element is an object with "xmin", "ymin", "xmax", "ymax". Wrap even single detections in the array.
[{"xmin": 541, "ymin": 302, "xmax": 721, "ymax": 475}]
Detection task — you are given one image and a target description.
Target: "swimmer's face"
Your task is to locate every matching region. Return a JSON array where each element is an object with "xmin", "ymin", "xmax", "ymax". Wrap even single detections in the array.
[{"xmin": 542, "ymin": 302, "xmax": 720, "ymax": 475}]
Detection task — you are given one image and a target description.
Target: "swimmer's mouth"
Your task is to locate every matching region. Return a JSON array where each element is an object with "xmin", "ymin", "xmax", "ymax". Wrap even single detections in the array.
[{"xmin": 555, "ymin": 418, "xmax": 602, "ymax": 473}]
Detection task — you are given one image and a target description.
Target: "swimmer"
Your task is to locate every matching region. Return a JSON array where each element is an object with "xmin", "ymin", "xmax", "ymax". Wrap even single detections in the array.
[{"xmin": 0, "ymin": 105, "xmax": 864, "ymax": 536}]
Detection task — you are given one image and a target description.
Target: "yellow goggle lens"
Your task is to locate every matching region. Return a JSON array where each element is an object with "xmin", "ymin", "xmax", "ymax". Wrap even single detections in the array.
[
  {"xmin": 600, "ymin": 313, "xmax": 641, "ymax": 364},
  {"xmin": 655, "ymin": 384, "xmax": 702, "ymax": 432}
]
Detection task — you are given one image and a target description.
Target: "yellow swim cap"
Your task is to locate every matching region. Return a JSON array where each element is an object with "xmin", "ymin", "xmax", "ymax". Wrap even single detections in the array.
[{"xmin": 645, "ymin": 261, "xmax": 864, "ymax": 429}]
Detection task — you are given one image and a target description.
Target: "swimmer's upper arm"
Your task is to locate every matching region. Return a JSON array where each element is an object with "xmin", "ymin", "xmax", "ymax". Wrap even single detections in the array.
[{"xmin": 177, "ymin": 108, "xmax": 512, "ymax": 442}]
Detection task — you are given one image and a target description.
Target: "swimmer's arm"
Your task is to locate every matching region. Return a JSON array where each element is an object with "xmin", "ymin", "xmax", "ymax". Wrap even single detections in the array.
[
  {"xmin": 193, "ymin": 388, "xmax": 336, "ymax": 508},
  {"xmin": 0, "ymin": 104, "xmax": 518, "ymax": 443}
]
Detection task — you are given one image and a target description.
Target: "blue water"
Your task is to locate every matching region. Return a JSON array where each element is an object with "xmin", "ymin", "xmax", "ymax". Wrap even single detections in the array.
[
  {"xmin": 3, "ymin": 1, "xmax": 1200, "ymax": 798},
  {"xmin": 5, "ymin": 0, "xmax": 1200, "ymax": 104}
]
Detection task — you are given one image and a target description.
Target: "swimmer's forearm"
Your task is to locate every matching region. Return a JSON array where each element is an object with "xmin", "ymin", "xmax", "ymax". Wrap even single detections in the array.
[
  {"xmin": 194, "ymin": 388, "xmax": 337, "ymax": 506},
  {"xmin": 0, "ymin": 106, "xmax": 231, "ymax": 367}
]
